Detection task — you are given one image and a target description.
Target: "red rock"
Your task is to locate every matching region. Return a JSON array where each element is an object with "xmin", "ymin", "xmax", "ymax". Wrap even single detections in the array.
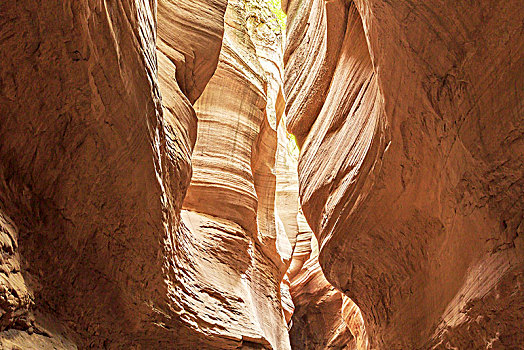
[
  {"xmin": 283, "ymin": 0, "xmax": 524, "ymax": 348},
  {"xmin": 1, "ymin": 0, "xmax": 522, "ymax": 348}
]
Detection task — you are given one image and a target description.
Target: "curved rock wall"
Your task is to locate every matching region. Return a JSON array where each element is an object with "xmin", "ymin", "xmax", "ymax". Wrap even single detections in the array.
[
  {"xmin": 158, "ymin": 0, "xmax": 228, "ymax": 103},
  {"xmin": 0, "ymin": 0, "xmax": 297, "ymax": 348},
  {"xmin": 283, "ymin": 0, "xmax": 349, "ymax": 146},
  {"xmin": 283, "ymin": 0, "xmax": 523, "ymax": 348},
  {"xmin": 288, "ymin": 220, "xmax": 366, "ymax": 350},
  {"xmin": 179, "ymin": 1, "xmax": 291, "ymax": 348},
  {"xmin": 277, "ymin": 124, "xmax": 366, "ymax": 349},
  {"xmin": 0, "ymin": 0, "xmax": 227, "ymax": 347},
  {"xmin": 1, "ymin": 0, "xmax": 521, "ymax": 348}
]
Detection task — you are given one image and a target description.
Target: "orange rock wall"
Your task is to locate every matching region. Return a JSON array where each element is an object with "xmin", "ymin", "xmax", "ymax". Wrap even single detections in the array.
[
  {"xmin": 0, "ymin": 0, "xmax": 227, "ymax": 347},
  {"xmin": 283, "ymin": 0, "xmax": 523, "ymax": 348}
]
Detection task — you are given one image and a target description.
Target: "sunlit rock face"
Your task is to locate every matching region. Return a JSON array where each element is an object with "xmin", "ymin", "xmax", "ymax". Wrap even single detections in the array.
[
  {"xmin": 158, "ymin": 0, "xmax": 228, "ymax": 104},
  {"xmin": 0, "ymin": 0, "xmax": 226, "ymax": 348},
  {"xmin": 288, "ymin": 220, "xmax": 367, "ymax": 350},
  {"xmin": 2, "ymin": 0, "xmax": 521, "ymax": 348},
  {"xmin": 179, "ymin": 1, "xmax": 292, "ymax": 348},
  {"xmin": 277, "ymin": 123, "xmax": 365, "ymax": 349},
  {"xmin": 283, "ymin": 0, "xmax": 523, "ymax": 348}
]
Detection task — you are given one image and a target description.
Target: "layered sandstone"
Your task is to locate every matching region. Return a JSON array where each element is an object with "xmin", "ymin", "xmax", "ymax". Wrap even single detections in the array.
[
  {"xmin": 0, "ymin": 0, "xmax": 297, "ymax": 348},
  {"xmin": 283, "ymin": 0, "xmax": 523, "ymax": 348},
  {"xmin": 276, "ymin": 125, "xmax": 365, "ymax": 349},
  {"xmin": 288, "ymin": 219, "xmax": 367, "ymax": 350},
  {"xmin": 179, "ymin": 0, "xmax": 291, "ymax": 348},
  {"xmin": 1, "ymin": 0, "xmax": 522, "ymax": 348},
  {"xmin": 158, "ymin": 0, "xmax": 228, "ymax": 104},
  {"xmin": 0, "ymin": 0, "xmax": 227, "ymax": 348}
]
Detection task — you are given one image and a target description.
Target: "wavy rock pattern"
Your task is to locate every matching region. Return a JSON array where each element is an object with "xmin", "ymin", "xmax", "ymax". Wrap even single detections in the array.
[
  {"xmin": 0, "ymin": 0, "xmax": 226, "ymax": 348},
  {"xmin": 180, "ymin": 1, "xmax": 291, "ymax": 348},
  {"xmin": 288, "ymin": 220, "xmax": 367, "ymax": 350},
  {"xmin": 275, "ymin": 123, "xmax": 300, "ymax": 325},
  {"xmin": 158, "ymin": 0, "xmax": 228, "ymax": 103},
  {"xmin": 277, "ymin": 112, "xmax": 364, "ymax": 348},
  {"xmin": 284, "ymin": 0, "xmax": 523, "ymax": 348},
  {"xmin": 1, "ymin": 0, "xmax": 522, "ymax": 348}
]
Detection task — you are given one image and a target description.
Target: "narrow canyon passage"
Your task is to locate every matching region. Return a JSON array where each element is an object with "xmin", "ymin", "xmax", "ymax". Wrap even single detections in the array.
[{"xmin": 0, "ymin": 0, "xmax": 522, "ymax": 349}]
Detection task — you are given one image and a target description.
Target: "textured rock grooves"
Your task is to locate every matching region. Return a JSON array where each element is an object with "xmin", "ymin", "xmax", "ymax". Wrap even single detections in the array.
[
  {"xmin": 283, "ymin": 0, "xmax": 523, "ymax": 348},
  {"xmin": 176, "ymin": 1, "xmax": 290, "ymax": 348},
  {"xmin": 0, "ymin": 0, "xmax": 228, "ymax": 348},
  {"xmin": 1, "ymin": 0, "xmax": 522, "ymax": 349}
]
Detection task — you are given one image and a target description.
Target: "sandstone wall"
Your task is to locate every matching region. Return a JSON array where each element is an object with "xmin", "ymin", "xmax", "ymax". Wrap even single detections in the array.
[
  {"xmin": 283, "ymin": 0, "xmax": 523, "ymax": 348},
  {"xmin": 288, "ymin": 220, "xmax": 366, "ymax": 350},
  {"xmin": 0, "ymin": 0, "xmax": 227, "ymax": 347},
  {"xmin": 179, "ymin": 1, "xmax": 291, "ymax": 348},
  {"xmin": 1, "ymin": 0, "xmax": 521, "ymax": 348},
  {"xmin": 278, "ymin": 124, "xmax": 365, "ymax": 349}
]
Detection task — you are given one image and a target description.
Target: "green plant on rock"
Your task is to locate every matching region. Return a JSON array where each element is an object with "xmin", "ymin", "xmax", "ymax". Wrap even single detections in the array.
[{"xmin": 266, "ymin": 0, "xmax": 286, "ymax": 31}]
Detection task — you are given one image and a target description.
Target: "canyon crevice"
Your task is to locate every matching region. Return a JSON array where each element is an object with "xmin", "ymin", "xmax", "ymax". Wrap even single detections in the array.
[
  {"xmin": 283, "ymin": 0, "xmax": 523, "ymax": 348},
  {"xmin": 0, "ymin": 0, "xmax": 522, "ymax": 349}
]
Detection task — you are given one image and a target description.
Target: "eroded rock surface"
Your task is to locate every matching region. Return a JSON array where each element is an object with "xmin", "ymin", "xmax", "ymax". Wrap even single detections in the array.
[
  {"xmin": 0, "ymin": 0, "xmax": 226, "ymax": 348},
  {"xmin": 1, "ymin": 0, "xmax": 522, "ymax": 348},
  {"xmin": 283, "ymin": 0, "xmax": 523, "ymax": 348},
  {"xmin": 288, "ymin": 220, "xmax": 367, "ymax": 350},
  {"xmin": 179, "ymin": 1, "xmax": 291, "ymax": 348},
  {"xmin": 276, "ymin": 124, "xmax": 365, "ymax": 349}
]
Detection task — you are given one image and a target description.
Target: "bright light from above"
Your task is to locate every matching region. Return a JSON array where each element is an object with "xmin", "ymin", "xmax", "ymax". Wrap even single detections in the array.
[{"xmin": 267, "ymin": 0, "xmax": 287, "ymax": 31}]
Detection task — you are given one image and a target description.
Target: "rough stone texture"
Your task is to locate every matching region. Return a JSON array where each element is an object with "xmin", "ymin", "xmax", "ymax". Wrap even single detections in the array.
[
  {"xmin": 342, "ymin": 297, "xmax": 368, "ymax": 350},
  {"xmin": 283, "ymin": 0, "xmax": 523, "ymax": 348},
  {"xmin": 179, "ymin": 1, "xmax": 291, "ymax": 348},
  {"xmin": 288, "ymin": 225, "xmax": 363, "ymax": 350},
  {"xmin": 0, "ymin": 0, "xmax": 226, "ymax": 348},
  {"xmin": 2, "ymin": 0, "xmax": 521, "ymax": 348},
  {"xmin": 277, "ymin": 119, "xmax": 365, "ymax": 349}
]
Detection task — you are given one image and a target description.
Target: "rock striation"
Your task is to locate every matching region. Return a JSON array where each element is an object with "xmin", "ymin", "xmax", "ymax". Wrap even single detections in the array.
[
  {"xmin": 0, "ymin": 0, "xmax": 227, "ymax": 348},
  {"xmin": 288, "ymin": 218, "xmax": 367, "ymax": 350},
  {"xmin": 1, "ymin": 0, "xmax": 522, "ymax": 348},
  {"xmin": 276, "ymin": 124, "xmax": 366, "ymax": 349},
  {"xmin": 178, "ymin": 0, "xmax": 292, "ymax": 348},
  {"xmin": 283, "ymin": 0, "xmax": 523, "ymax": 348}
]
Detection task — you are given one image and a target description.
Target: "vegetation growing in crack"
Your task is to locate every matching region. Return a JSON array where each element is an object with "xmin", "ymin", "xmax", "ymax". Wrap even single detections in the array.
[
  {"xmin": 245, "ymin": 0, "xmax": 286, "ymax": 36},
  {"xmin": 266, "ymin": 0, "xmax": 286, "ymax": 31}
]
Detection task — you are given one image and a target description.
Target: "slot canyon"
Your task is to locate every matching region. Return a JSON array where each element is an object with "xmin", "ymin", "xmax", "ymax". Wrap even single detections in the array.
[{"xmin": 0, "ymin": 0, "xmax": 522, "ymax": 348}]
